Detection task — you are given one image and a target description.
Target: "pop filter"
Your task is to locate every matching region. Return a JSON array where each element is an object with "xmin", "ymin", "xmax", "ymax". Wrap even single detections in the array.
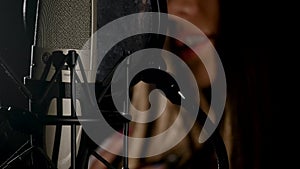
[{"xmin": 95, "ymin": 0, "xmax": 167, "ymax": 128}]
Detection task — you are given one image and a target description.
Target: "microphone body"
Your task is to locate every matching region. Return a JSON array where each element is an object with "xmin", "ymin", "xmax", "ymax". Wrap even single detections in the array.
[
  {"xmin": 27, "ymin": 0, "xmax": 97, "ymax": 169},
  {"xmin": 24, "ymin": 0, "xmax": 167, "ymax": 168}
]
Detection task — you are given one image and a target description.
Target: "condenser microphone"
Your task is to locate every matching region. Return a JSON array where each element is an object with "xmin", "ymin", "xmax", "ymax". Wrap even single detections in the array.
[
  {"xmin": 25, "ymin": 0, "xmax": 167, "ymax": 168},
  {"xmin": 27, "ymin": 0, "xmax": 97, "ymax": 169}
]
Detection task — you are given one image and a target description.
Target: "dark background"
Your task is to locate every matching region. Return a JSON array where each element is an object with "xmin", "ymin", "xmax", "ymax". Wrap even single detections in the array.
[
  {"xmin": 0, "ymin": 1, "xmax": 32, "ymax": 108},
  {"xmin": 0, "ymin": 0, "xmax": 33, "ymax": 165},
  {"xmin": 0, "ymin": 2, "xmax": 30, "ymax": 169}
]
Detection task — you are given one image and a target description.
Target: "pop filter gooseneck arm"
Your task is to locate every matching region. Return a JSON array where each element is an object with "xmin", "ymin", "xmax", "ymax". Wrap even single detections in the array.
[{"xmin": 132, "ymin": 68, "xmax": 229, "ymax": 169}]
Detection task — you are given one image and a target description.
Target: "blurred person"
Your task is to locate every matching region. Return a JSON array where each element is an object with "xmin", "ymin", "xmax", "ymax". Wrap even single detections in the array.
[{"xmin": 89, "ymin": 0, "xmax": 270, "ymax": 169}]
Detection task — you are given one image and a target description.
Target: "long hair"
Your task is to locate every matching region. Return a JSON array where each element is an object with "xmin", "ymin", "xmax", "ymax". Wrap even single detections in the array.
[{"xmin": 215, "ymin": 1, "xmax": 272, "ymax": 168}]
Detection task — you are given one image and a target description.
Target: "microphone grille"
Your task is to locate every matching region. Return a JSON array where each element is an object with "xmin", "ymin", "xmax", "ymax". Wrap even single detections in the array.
[{"xmin": 36, "ymin": 0, "xmax": 93, "ymax": 49}]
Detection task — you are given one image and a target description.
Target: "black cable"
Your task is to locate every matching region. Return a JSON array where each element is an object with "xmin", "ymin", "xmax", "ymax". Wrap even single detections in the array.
[
  {"xmin": 210, "ymin": 131, "xmax": 229, "ymax": 169},
  {"xmin": 197, "ymin": 108, "xmax": 229, "ymax": 169}
]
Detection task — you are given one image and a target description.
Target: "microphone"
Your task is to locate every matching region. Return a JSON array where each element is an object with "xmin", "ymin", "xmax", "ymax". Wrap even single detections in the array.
[
  {"xmin": 26, "ymin": 0, "xmax": 97, "ymax": 169},
  {"xmin": 24, "ymin": 0, "xmax": 167, "ymax": 169}
]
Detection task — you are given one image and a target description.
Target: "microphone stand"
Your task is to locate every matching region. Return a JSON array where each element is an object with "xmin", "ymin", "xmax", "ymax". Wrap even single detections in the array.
[
  {"xmin": 0, "ymin": 56, "xmax": 56, "ymax": 169},
  {"xmin": 1, "ymin": 50, "xmax": 229, "ymax": 169},
  {"xmin": 0, "ymin": 133, "xmax": 56, "ymax": 169},
  {"xmin": 37, "ymin": 50, "xmax": 123, "ymax": 169},
  {"xmin": 0, "ymin": 50, "xmax": 113, "ymax": 169}
]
